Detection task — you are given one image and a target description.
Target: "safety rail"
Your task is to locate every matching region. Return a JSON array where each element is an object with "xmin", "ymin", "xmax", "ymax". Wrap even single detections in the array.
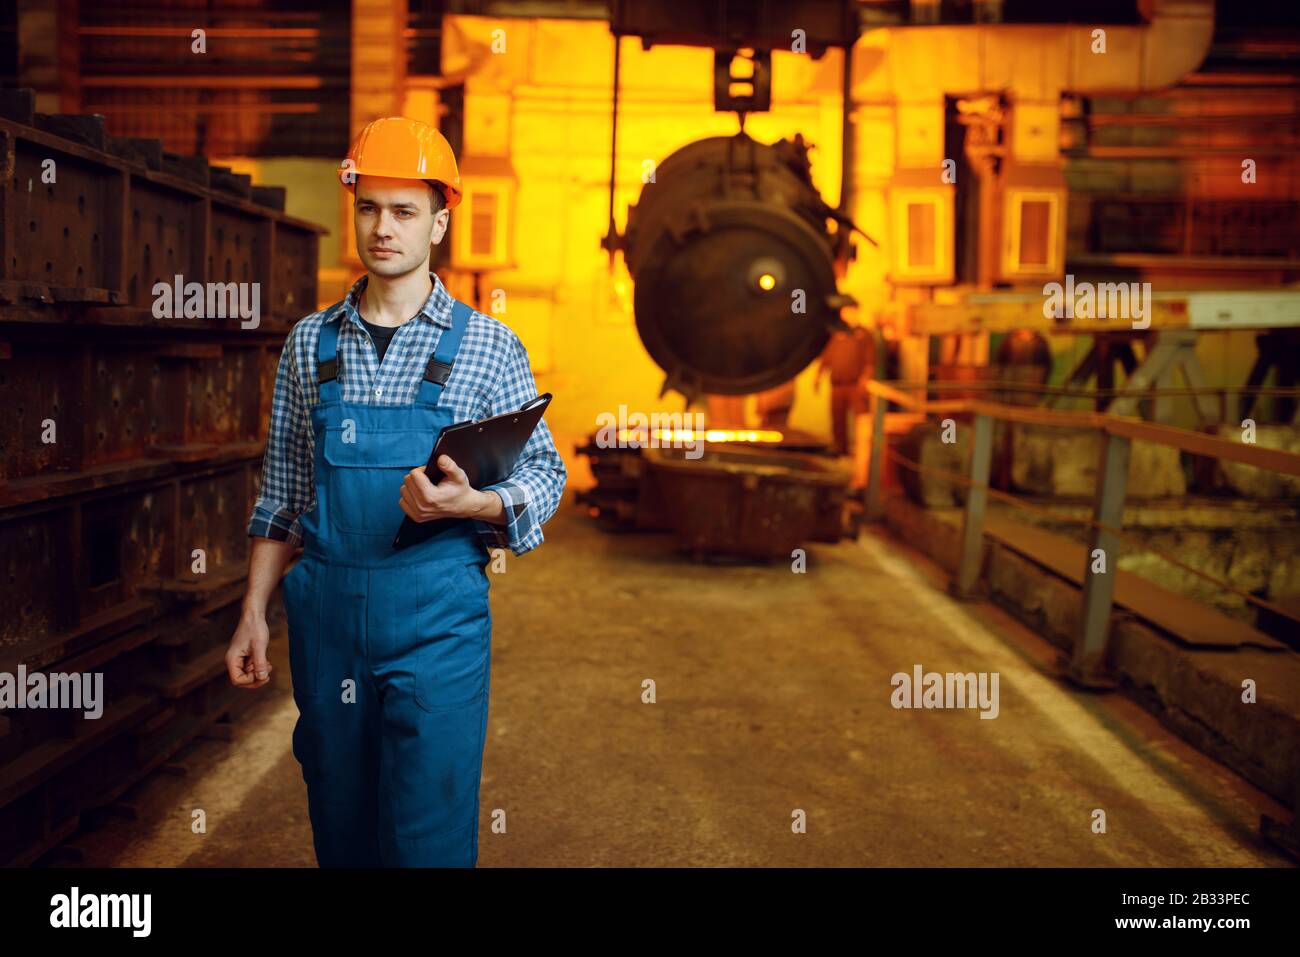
[
  {"xmin": 862, "ymin": 379, "xmax": 1300, "ymax": 687},
  {"xmin": 901, "ymin": 378, "xmax": 1300, "ymax": 404}
]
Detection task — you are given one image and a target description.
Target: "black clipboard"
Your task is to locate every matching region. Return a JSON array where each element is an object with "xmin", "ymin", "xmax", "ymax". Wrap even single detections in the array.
[{"xmin": 392, "ymin": 392, "xmax": 553, "ymax": 550}]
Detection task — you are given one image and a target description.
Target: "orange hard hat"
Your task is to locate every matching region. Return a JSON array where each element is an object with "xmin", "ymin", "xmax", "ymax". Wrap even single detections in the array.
[{"xmin": 339, "ymin": 116, "xmax": 462, "ymax": 209}]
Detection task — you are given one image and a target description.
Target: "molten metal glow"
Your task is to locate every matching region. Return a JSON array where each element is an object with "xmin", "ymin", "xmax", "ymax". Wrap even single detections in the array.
[{"xmin": 616, "ymin": 428, "xmax": 784, "ymax": 444}]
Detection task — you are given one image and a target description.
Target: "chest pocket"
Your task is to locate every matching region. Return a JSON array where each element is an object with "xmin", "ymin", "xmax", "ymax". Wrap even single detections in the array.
[{"xmin": 322, "ymin": 426, "xmax": 432, "ymax": 536}]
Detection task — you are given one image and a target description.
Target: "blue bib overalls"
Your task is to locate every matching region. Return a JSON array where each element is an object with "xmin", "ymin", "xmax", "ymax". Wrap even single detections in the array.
[{"xmin": 280, "ymin": 297, "xmax": 492, "ymax": 867}]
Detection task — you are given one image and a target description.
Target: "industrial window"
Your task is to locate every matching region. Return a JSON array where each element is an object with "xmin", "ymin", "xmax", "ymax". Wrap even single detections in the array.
[
  {"xmin": 907, "ymin": 201, "xmax": 936, "ymax": 269},
  {"xmin": 470, "ymin": 191, "xmax": 497, "ymax": 258},
  {"xmin": 1018, "ymin": 199, "xmax": 1052, "ymax": 268}
]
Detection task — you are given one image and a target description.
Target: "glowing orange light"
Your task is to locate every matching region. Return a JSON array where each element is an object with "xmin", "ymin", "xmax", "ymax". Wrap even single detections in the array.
[
  {"xmin": 757, "ymin": 273, "xmax": 776, "ymax": 291},
  {"xmin": 615, "ymin": 428, "xmax": 784, "ymax": 445}
]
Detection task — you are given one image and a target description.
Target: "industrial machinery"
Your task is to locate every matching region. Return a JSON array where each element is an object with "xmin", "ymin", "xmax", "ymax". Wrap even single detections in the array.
[
  {"xmin": 577, "ymin": 1, "xmax": 865, "ymax": 555},
  {"xmin": 602, "ymin": 0, "xmax": 865, "ymax": 407},
  {"xmin": 617, "ymin": 131, "xmax": 855, "ymax": 403}
]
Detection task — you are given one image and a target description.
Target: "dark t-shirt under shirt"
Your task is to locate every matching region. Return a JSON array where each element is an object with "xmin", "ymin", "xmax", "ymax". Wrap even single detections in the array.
[{"xmin": 359, "ymin": 316, "xmax": 402, "ymax": 364}]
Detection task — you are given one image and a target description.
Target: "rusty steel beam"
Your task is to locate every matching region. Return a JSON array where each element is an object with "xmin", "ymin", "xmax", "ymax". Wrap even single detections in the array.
[{"xmin": 0, "ymin": 97, "xmax": 321, "ymax": 866}]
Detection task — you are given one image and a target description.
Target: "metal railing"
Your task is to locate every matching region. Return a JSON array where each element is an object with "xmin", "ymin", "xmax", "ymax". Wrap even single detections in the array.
[{"xmin": 862, "ymin": 379, "xmax": 1300, "ymax": 686}]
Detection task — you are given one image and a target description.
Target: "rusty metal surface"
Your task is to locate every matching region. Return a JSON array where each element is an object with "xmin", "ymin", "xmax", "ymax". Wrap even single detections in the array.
[
  {"xmin": 178, "ymin": 467, "xmax": 255, "ymax": 574},
  {"xmin": 0, "ymin": 98, "xmax": 321, "ymax": 865},
  {"xmin": 81, "ymin": 486, "xmax": 171, "ymax": 621},
  {"xmin": 88, "ymin": 346, "xmax": 159, "ymax": 465},
  {"xmin": 257, "ymin": 345, "xmax": 278, "ymax": 443},
  {"xmin": 126, "ymin": 180, "xmax": 202, "ymax": 307},
  {"xmin": 1, "ymin": 341, "xmax": 267, "ymax": 483},
  {"xmin": 6, "ymin": 140, "xmax": 120, "ymax": 293},
  {"xmin": 209, "ymin": 204, "xmax": 268, "ymax": 290},
  {"xmin": 1091, "ymin": 198, "xmax": 1300, "ymax": 259},
  {"xmin": 573, "ymin": 439, "xmax": 674, "ymax": 534},
  {"xmin": 642, "ymin": 444, "xmax": 850, "ymax": 560},
  {"xmin": 0, "ymin": 342, "xmax": 80, "ymax": 477},
  {"xmin": 0, "ymin": 107, "xmax": 325, "ymax": 318},
  {"xmin": 576, "ymin": 429, "xmax": 842, "ymax": 536},
  {"xmin": 180, "ymin": 348, "xmax": 261, "ymax": 448},
  {"xmin": 0, "ymin": 514, "xmax": 60, "ymax": 655},
  {"xmin": 272, "ymin": 222, "xmax": 320, "ymax": 321}
]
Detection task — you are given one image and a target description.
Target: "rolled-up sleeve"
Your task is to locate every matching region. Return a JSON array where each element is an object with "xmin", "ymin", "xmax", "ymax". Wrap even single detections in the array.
[
  {"xmin": 475, "ymin": 334, "xmax": 567, "ymax": 557},
  {"xmin": 248, "ymin": 328, "xmax": 313, "ymax": 546}
]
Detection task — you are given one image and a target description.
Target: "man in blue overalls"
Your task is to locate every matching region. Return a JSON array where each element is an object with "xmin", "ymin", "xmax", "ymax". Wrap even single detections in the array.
[{"xmin": 225, "ymin": 117, "xmax": 567, "ymax": 867}]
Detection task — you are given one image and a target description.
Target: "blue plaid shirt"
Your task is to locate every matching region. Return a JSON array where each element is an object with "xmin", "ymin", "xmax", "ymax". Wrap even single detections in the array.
[{"xmin": 247, "ymin": 271, "xmax": 566, "ymax": 556}]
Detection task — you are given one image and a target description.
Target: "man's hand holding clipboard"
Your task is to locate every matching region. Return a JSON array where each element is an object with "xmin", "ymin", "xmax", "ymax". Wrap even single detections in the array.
[
  {"xmin": 397, "ymin": 451, "xmax": 485, "ymax": 533},
  {"xmin": 394, "ymin": 393, "xmax": 553, "ymax": 550}
]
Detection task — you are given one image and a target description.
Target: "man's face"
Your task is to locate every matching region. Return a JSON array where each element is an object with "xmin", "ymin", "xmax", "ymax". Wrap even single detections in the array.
[{"xmin": 353, "ymin": 175, "xmax": 449, "ymax": 278}]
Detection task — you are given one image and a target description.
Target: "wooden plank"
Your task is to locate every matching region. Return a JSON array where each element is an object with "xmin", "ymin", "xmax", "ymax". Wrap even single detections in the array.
[
  {"xmin": 1104, "ymin": 417, "xmax": 1300, "ymax": 478},
  {"xmin": 982, "ymin": 512, "xmax": 1288, "ymax": 652}
]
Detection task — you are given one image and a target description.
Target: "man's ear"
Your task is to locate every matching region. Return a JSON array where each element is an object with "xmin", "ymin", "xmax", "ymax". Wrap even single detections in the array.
[{"xmin": 431, "ymin": 207, "xmax": 450, "ymax": 243}]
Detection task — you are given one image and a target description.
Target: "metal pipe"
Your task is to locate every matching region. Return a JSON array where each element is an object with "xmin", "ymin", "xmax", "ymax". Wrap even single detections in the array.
[{"xmin": 604, "ymin": 29, "xmax": 622, "ymax": 270}]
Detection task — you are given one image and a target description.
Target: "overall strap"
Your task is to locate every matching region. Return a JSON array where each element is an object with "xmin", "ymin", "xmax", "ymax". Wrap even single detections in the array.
[
  {"xmin": 415, "ymin": 298, "xmax": 473, "ymax": 406},
  {"xmin": 316, "ymin": 313, "xmax": 342, "ymax": 403}
]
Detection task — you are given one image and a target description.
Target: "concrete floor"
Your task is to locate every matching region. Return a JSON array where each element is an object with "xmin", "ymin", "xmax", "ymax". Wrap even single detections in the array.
[{"xmin": 51, "ymin": 506, "xmax": 1293, "ymax": 867}]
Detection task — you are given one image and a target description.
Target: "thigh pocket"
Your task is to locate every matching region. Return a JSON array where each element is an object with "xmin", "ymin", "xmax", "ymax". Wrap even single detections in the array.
[
  {"xmin": 282, "ymin": 560, "xmax": 321, "ymax": 697},
  {"xmin": 413, "ymin": 563, "xmax": 490, "ymax": 714}
]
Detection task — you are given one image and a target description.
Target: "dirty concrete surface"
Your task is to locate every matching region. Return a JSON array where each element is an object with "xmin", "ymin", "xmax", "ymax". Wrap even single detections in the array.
[{"xmin": 50, "ymin": 507, "xmax": 1291, "ymax": 867}]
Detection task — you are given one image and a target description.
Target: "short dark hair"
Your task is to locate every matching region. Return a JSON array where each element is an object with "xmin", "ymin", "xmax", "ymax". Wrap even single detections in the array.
[{"xmin": 428, "ymin": 182, "xmax": 447, "ymax": 214}]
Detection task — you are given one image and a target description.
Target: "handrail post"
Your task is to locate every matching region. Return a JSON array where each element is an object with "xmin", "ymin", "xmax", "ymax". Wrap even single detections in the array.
[
  {"xmin": 1070, "ymin": 431, "xmax": 1131, "ymax": 687},
  {"xmin": 864, "ymin": 391, "xmax": 887, "ymax": 521},
  {"xmin": 951, "ymin": 413, "xmax": 993, "ymax": 599}
]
